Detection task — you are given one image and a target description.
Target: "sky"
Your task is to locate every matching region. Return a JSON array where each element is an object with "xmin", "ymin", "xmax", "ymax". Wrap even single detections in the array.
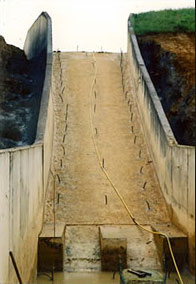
[{"xmin": 0, "ymin": 0, "xmax": 195, "ymax": 52}]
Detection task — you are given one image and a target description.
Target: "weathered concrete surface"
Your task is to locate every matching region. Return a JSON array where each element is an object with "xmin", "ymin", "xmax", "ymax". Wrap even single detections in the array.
[
  {"xmin": 64, "ymin": 225, "xmax": 160, "ymax": 273},
  {"xmin": 0, "ymin": 12, "xmax": 53, "ymax": 284},
  {"xmin": 100, "ymin": 228, "xmax": 127, "ymax": 271},
  {"xmin": 127, "ymin": 16, "xmax": 195, "ymax": 272},
  {"xmin": 152, "ymin": 224, "xmax": 188, "ymax": 272},
  {"xmin": 0, "ymin": 152, "xmax": 9, "ymax": 282},
  {"xmin": 0, "ymin": 145, "xmax": 43, "ymax": 284},
  {"xmin": 100, "ymin": 226, "xmax": 161, "ymax": 271},
  {"xmin": 42, "ymin": 52, "xmax": 180, "ymax": 274},
  {"xmin": 38, "ymin": 223, "xmax": 65, "ymax": 272},
  {"xmin": 44, "ymin": 52, "xmax": 169, "ymax": 227},
  {"xmin": 64, "ymin": 226, "xmax": 101, "ymax": 272}
]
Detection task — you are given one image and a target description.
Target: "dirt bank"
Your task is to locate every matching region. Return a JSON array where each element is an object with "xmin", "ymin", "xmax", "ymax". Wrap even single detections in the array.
[
  {"xmin": 137, "ymin": 33, "xmax": 195, "ymax": 146},
  {"xmin": 0, "ymin": 36, "xmax": 46, "ymax": 149}
]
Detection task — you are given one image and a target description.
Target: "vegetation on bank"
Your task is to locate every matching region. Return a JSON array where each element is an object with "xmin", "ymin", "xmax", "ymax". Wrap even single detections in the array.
[{"xmin": 130, "ymin": 8, "xmax": 195, "ymax": 35}]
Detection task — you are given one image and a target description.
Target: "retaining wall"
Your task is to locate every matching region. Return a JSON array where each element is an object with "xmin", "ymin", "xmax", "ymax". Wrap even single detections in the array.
[
  {"xmin": 127, "ymin": 15, "xmax": 195, "ymax": 271},
  {"xmin": 0, "ymin": 12, "xmax": 53, "ymax": 284}
]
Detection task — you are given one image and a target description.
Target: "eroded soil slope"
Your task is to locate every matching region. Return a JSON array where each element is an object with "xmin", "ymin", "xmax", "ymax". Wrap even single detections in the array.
[
  {"xmin": 137, "ymin": 33, "xmax": 195, "ymax": 146},
  {"xmin": 0, "ymin": 36, "xmax": 45, "ymax": 149}
]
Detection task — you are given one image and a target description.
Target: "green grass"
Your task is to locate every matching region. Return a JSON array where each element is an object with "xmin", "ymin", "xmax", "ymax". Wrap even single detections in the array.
[{"xmin": 130, "ymin": 8, "xmax": 195, "ymax": 35}]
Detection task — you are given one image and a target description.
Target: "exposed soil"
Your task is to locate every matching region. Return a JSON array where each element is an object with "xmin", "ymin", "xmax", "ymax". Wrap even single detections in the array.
[
  {"xmin": 137, "ymin": 33, "xmax": 195, "ymax": 146},
  {"xmin": 0, "ymin": 36, "xmax": 46, "ymax": 149}
]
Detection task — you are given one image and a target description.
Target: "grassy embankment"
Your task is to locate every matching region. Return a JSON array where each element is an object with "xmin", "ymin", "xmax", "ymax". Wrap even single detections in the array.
[{"xmin": 131, "ymin": 8, "xmax": 195, "ymax": 35}]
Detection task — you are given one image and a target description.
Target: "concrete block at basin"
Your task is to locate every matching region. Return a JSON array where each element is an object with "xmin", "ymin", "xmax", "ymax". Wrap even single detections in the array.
[
  {"xmin": 100, "ymin": 226, "xmax": 127, "ymax": 271},
  {"xmin": 122, "ymin": 269, "xmax": 164, "ymax": 284},
  {"xmin": 151, "ymin": 224, "xmax": 188, "ymax": 272},
  {"xmin": 38, "ymin": 222, "xmax": 65, "ymax": 272}
]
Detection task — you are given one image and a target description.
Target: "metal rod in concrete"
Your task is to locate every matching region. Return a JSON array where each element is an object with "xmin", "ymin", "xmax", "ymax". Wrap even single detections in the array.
[
  {"xmin": 59, "ymin": 94, "xmax": 63, "ymax": 102},
  {"xmin": 143, "ymin": 181, "xmax": 147, "ymax": 189},
  {"xmin": 63, "ymin": 134, "xmax": 66, "ymax": 143},
  {"xmin": 9, "ymin": 251, "xmax": 23, "ymax": 284},
  {"xmin": 145, "ymin": 200, "xmax": 151, "ymax": 211},
  {"xmin": 57, "ymin": 174, "xmax": 61, "ymax": 184},
  {"xmin": 61, "ymin": 145, "xmax": 65, "ymax": 156},
  {"xmin": 57, "ymin": 193, "xmax": 61, "ymax": 204}
]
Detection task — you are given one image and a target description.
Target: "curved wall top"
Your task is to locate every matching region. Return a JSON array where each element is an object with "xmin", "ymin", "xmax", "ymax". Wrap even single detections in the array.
[
  {"xmin": 127, "ymin": 13, "xmax": 195, "ymax": 271},
  {"xmin": 128, "ymin": 14, "xmax": 179, "ymax": 146},
  {"xmin": 0, "ymin": 12, "xmax": 54, "ymax": 283},
  {"xmin": 24, "ymin": 11, "xmax": 53, "ymax": 143}
]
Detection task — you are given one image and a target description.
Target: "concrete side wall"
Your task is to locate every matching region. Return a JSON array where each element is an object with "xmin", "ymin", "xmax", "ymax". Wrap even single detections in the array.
[
  {"xmin": 24, "ymin": 12, "xmax": 48, "ymax": 60},
  {"xmin": 0, "ymin": 12, "xmax": 53, "ymax": 284},
  {"xmin": 127, "ymin": 19, "xmax": 195, "ymax": 271},
  {"xmin": 43, "ymin": 87, "xmax": 54, "ymax": 193},
  {"xmin": 0, "ymin": 145, "xmax": 43, "ymax": 284},
  {"xmin": 0, "ymin": 152, "xmax": 10, "ymax": 282},
  {"xmin": 26, "ymin": 11, "xmax": 54, "ymax": 192}
]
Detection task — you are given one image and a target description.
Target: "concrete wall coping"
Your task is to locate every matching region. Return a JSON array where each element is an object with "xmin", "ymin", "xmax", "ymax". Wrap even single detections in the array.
[
  {"xmin": 0, "ymin": 142, "xmax": 42, "ymax": 154},
  {"xmin": 128, "ymin": 14, "xmax": 194, "ymax": 149},
  {"xmin": 27, "ymin": 12, "xmax": 53, "ymax": 143}
]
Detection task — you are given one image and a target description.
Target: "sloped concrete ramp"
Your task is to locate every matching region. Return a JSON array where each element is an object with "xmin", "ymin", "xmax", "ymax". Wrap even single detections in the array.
[
  {"xmin": 36, "ymin": 51, "xmax": 194, "ymax": 284},
  {"xmin": 45, "ymin": 52, "xmax": 169, "ymax": 226},
  {"xmin": 42, "ymin": 52, "xmax": 187, "ymax": 277}
]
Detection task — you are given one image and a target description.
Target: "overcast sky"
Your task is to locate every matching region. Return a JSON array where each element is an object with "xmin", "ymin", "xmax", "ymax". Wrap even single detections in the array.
[{"xmin": 0, "ymin": 0, "xmax": 194, "ymax": 52}]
